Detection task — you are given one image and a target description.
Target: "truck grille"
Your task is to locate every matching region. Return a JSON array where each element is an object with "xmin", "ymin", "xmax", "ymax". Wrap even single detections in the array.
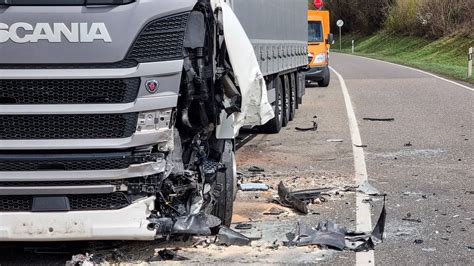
[
  {"xmin": 0, "ymin": 78, "xmax": 140, "ymax": 104},
  {"xmin": 0, "ymin": 157, "xmax": 131, "ymax": 171},
  {"xmin": 0, "ymin": 113, "xmax": 138, "ymax": 139},
  {"xmin": 127, "ymin": 12, "xmax": 189, "ymax": 63},
  {"xmin": 0, "ymin": 193, "xmax": 130, "ymax": 212}
]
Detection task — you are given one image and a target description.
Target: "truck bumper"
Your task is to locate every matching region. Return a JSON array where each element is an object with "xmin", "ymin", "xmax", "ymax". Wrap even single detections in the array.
[
  {"xmin": 305, "ymin": 65, "xmax": 329, "ymax": 82},
  {"xmin": 0, "ymin": 197, "xmax": 156, "ymax": 241}
]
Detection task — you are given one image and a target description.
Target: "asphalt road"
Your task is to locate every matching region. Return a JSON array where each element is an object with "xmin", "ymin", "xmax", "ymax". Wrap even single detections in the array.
[
  {"xmin": 329, "ymin": 53, "xmax": 473, "ymax": 264},
  {"xmin": 0, "ymin": 53, "xmax": 472, "ymax": 265}
]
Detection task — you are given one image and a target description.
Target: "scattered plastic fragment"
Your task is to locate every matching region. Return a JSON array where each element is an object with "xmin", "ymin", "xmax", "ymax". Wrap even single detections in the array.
[
  {"xmin": 149, "ymin": 249, "xmax": 188, "ymax": 261},
  {"xmin": 422, "ymin": 248, "xmax": 436, "ymax": 252},
  {"xmin": 414, "ymin": 239, "xmax": 424, "ymax": 244},
  {"xmin": 295, "ymin": 121, "xmax": 318, "ymax": 131},
  {"xmin": 264, "ymin": 207, "xmax": 286, "ymax": 215},
  {"xmin": 235, "ymin": 223, "xmax": 253, "ymax": 230},
  {"xmin": 285, "ymin": 220, "xmax": 347, "ymax": 250},
  {"xmin": 327, "ymin": 139, "xmax": 344, "ymax": 143},
  {"xmin": 217, "ymin": 226, "xmax": 251, "ymax": 246},
  {"xmin": 357, "ymin": 180, "xmax": 381, "ymax": 196},
  {"xmin": 404, "ymin": 142, "xmax": 412, "ymax": 147},
  {"xmin": 248, "ymin": 166, "xmax": 265, "ymax": 172},
  {"xmin": 363, "ymin": 117, "xmax": 395, "ymax": 122},
  {"xmin": 239, "ymin": 183, "xmax": 269, "ymax": 191},
  {"xmin": 354, "ymin": 144, "xmax": 368, "ymax": 148}
]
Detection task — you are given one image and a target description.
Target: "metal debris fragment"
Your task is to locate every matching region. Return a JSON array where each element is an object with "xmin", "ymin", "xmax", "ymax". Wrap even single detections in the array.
[
  {"xmin": 278, "ymin": 181, "xmax": 308, "ymax": 214},
  {"xmin": 357, "ymin": 180, "xmax": 381, "ymax": 196}
]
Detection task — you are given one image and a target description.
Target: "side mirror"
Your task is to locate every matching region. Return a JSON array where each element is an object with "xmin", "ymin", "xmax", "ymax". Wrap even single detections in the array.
[{"xmin": 326, "ymin": 33, "xmax": 334, "ymax": 45}]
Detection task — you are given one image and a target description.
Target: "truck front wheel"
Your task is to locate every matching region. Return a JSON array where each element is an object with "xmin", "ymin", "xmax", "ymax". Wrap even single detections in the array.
[
  {"xmin": 318, "ymin": 66, "xmax": 330, "ymax": 87},
  {"xmin": 212, "ymin": 139, "xmax": 237, "ymax": 227}
]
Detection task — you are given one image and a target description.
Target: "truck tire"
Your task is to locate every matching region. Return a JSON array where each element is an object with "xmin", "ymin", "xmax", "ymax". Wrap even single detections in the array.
[
  {"xmin": 289, "ymin": 72, "xmax": 297, "ymax": 121},
  {"xmin": 213, "ymin": 139, "xmax": 237, "ymax": 227},
  {"xmin": 318, "ymin": 67, "xmax": 330, "ymax": 87},
  {"xmin": 282, "ymin": 75, "xmax": 290, "ymax": 127},
  {"xmin": 260, "ymin": 76, "xmax": 283, "ymax": 133}
]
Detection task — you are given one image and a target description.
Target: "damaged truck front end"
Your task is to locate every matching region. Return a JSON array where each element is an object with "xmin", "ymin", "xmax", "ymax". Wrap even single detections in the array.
[{"xmin": 0, "ymin": 0, "xmax": 243, "ymax": 241}]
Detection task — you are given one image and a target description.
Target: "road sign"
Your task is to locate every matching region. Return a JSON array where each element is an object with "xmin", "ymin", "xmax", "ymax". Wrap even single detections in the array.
[{"xmin": 336, "ymin": 20, "xmax": 344, "ymax": 50}]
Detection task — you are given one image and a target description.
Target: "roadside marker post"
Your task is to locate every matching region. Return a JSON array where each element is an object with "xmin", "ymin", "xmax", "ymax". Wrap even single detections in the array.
[
  {"xmin": 468, "ymin": 47, "xmax": 473, "ymax": 78},
  {"xmin": 352, "ymin": 40, "xmax": 354, "ymax": 53},
  {"xmin": 336, "ymin": 19, "xmax": 344, "ymax": 51}
]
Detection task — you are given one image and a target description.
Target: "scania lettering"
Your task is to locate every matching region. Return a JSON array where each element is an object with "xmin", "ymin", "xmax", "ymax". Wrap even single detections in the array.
[
  {"xmin": 0, "ymin": 22, "xmax": 112, "ymax": 43},
  {"xmin": 0, "ymin": 0, "xmax": 308, "ymax": 241}
]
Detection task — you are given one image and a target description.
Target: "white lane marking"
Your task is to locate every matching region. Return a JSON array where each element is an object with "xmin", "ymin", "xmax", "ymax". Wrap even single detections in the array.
[
  {"xmin": 336, "ymin": 52, "xmax": 474, "ymax": 92},
  {"xmin": 330, "ymin": 66, "xmax": 375, "ymax": 266}
]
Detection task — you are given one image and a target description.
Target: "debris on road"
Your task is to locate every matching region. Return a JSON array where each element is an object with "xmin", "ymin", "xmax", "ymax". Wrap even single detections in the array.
[
  {"xmin": 239, "ymin": 183, "xmax": 269, "ymax": 191},
  {"xmin": 235, "ymin": 223, "xmax": 253, "ymax": 230},
  {"xmin": 295, "ymin": 121, "xmax": 318, "ymax": 132},
  {"xmin": 285, "ymin": 220, "xmax": 346, "ymax": 250},
  {"xmin": 248, "ymin": 166, "xmax": 265, "ymax": 172},
  {"xmin": 357, "ymin": 180, "xmax": 381, "ymax": 196},
  {"xmin": 363, "ymin": 117, "xmax": 395, "ymax": 122},
  {"xmin": 422, "ymin": 248, "xmax": 436, "ymax": 252},
  {"xmin": 404, "ymin": 141, "xmax": 413, "ymax": 147},
  {"xmin": 277, "ymin": 181, "xmax": 309, "ymax": 214},
  {"xmin": 217, "ymin": 226, "xmax": 252, "ymax": 246},
  {"xmin": 66, "ymin": 253, "xmax": 94, "ymax": 266},
  {"xmin": 414, "ymin": 239, "xmax": 424, "ymax": 244},
  {"xmin": 402, "ymin": 213, "xmax": 422, "ymax": 223},
  {"xmin": 327, "ymin": 139, "xmax": 344, "ymax": 143},
  {"xmin": 149, "ymin": 249, "xmax": 189, "ymax": 261},
  {"xmin": 354, "ymin": 144, "xmax": 368, "ymax": 148},
  {"xmin": 263, "ymin": 207, "xmax": 286, "ymax": 215}
]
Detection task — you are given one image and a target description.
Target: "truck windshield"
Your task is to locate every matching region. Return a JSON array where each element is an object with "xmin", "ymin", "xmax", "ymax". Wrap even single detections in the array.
[{"xmin": 308, "ymin": 21, "xmax": 323, "ymax": 42}]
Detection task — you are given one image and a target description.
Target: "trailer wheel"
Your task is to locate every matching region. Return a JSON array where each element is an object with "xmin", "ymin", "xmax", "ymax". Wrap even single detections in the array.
[
  {"xmin": 318, "ymin": 67, "xmax": 330, "ymax": 87},
  {"xmin": 213, "ymin": 139, "xmax": 236, "ymax": 227},
  {"xmin": 282, "ymin": 75, "xmax": 290, "ymax": 127},
  {"xmin": 260, "ymin": 76, "xmax": 283, "ymax": 133},
  {"xmin": 289, "ymin": 72, "xmax": 297, "ymax": 121}
]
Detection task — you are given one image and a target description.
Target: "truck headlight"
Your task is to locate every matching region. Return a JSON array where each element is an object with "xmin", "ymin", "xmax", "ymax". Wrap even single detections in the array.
[{"xmin": 314, "ymin": 53, "xmax": 326, "ymax": 64}]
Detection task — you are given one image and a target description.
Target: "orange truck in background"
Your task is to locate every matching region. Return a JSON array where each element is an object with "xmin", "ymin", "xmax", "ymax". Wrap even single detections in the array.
[{"xmin": 306, "ymin": 9, "xmax": 333, "ymax": 87}]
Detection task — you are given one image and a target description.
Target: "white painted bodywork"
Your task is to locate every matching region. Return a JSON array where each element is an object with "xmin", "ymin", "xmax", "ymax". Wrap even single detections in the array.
[
  {"xmin": 0, "ymin": 197, "xmax": 156, "ymax": 241},
  {"xmin": 213, "ymin": 0, "xmax": 274, "ymax": 137}
]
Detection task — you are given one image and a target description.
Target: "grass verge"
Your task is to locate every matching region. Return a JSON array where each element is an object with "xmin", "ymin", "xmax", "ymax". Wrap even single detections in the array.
[{"xmin": 336, "ymin": 33, "xmax": 474, "ymax": 84}]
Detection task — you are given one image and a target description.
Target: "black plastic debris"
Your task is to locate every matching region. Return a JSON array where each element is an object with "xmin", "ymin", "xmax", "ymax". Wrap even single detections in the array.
[
  {"xmin": 404, "ymin": 141, "xmax": 412, "ymax": 147},
  {"xmin": 172, "ymin": 213, "xmax": 221, "ymax": 235},
  {"xmin": 278, "ymin": 181, "xmax": 308, "ymax": 214},
  {"xmin": 149, "ymin": 249, "xmax": 188, "ymax": 261},
  {"xmin": 283, "ymin": 221, "xmax": 346, "ymax": 250},
  {"xmin": 235, "ymin": 223, "xmax": 253, "ymax": 230},
  {"xmin": 248, "ymin": 166, "xmax": 265, "ymax": 172},
  {"xmin": 289, "ymin": 187, "xmax": 331, "ymax": 201},
  {"xmin": 217, "ymin": 226, "xmax": 251, "ymax": 246},
  {"xmin": 346, "ymin": 196, "xmax": 387, "ymax": 252},
  {"xmin": 354, "ymin": 144, "xmax": 368, "ymax": 148},
  {"xmin": 239, "ymin": 183, "xmax": 269, "ymax": 191},
  {"xmin": 363, "ymin": 117, "xmax": 395, "ymax": 122},
  {"xmin": 295, "ymin": 121, "xmax": 318, "ymax": 132}
]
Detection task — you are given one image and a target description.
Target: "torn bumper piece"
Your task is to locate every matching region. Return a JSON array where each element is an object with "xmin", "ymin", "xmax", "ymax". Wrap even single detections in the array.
[{"xmin": 0, "ymin": 197, "xmax": 156, "ymax": 241}]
